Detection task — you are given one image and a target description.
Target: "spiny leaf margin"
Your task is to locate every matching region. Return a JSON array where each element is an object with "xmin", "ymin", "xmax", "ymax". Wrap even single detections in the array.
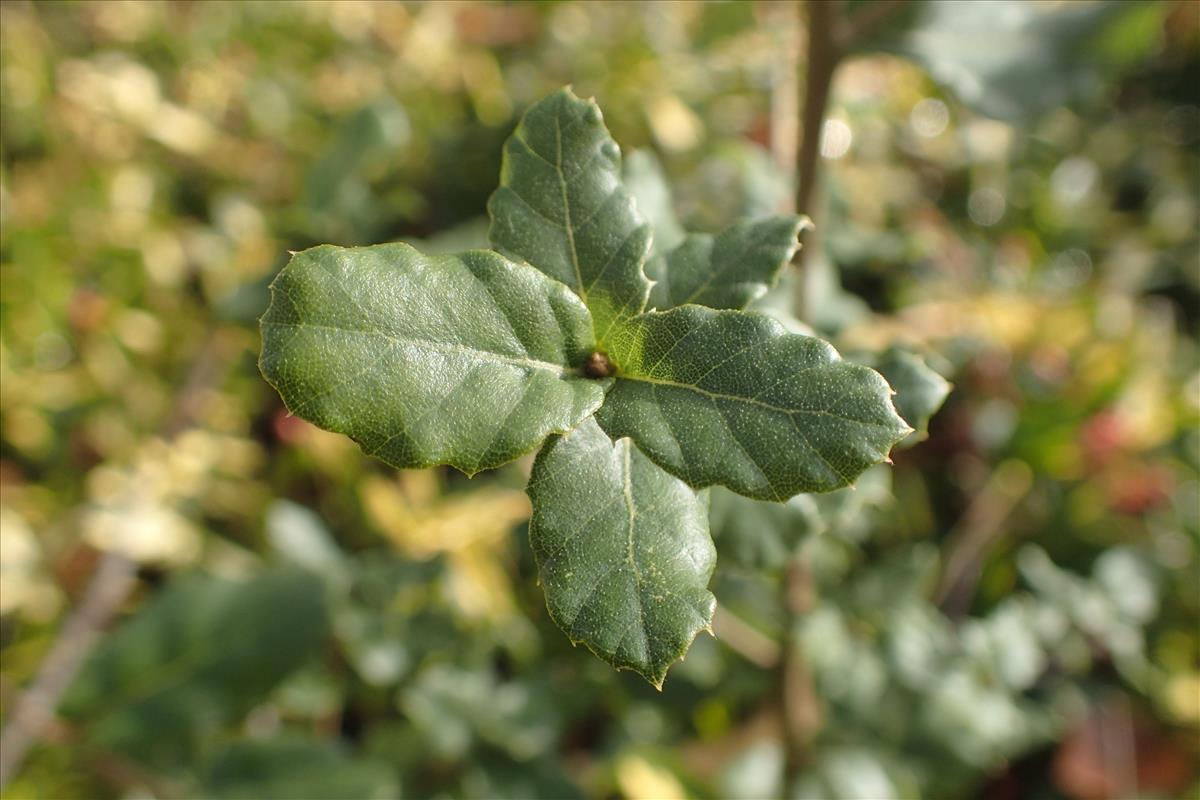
[
  {"xmin": 260, "ymin": 242, "xmax": 607, "ymax": 476},
  {"xmin": 596, "ymin": 305, "xmax": 913, "ymax": 500},
  {"xmin": 488, "ymin": 87, "xmax": 653, "ymax": 345},
  {"xmin": 527, "ymin": 417, "xmax": 716, "ymax": 688}
]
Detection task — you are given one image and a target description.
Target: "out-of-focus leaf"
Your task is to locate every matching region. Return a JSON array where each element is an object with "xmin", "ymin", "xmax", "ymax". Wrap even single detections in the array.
[
  {"xmin": 748, "ymin": 270, "xmax": 816, "ymax": 336},
  {"xmin": 303, "ymin": 97, "xmax": 412, "ymax": 240},
  {"xmin": 819, "ymin": 748, "xmax": 899, "ymax": 800},
  {"xmin": 335, "ymin": 556, "xmax": 451, "ymax": 688},
  {"xmin": 489, "ymin": 87, "xmax": 653, "ymax": 343},
  {"xmin": 615, "ymin": 753, "xmax": 689, "ymax": 800},
  {"xmin": 597, "ymin": 307, "xmax": 911, "ymax": 500},
  {"xmin": 869, "ymin": 347, "xmax": 951, "ymax": 445},
  {"xmin": 461, "ymin": 752, "xmax": 585, "ymax": 800},
  {"xmin": 856, "ymin": 0, "xmax": 1164, "ymax": 122},
  {"xmin": 359, "ymin": 476, "xmax": 528, "ymax": 621},
  {"xmin": 203, "ymin": 736, "xmax": 398, "ymax": 800},
  {"xmin": 801, "ymin": 254, "xmax": 871, "ymax": 337},
  {"xmin": 623, "ymin": 149, "xmax": 686, "ymax": 257},
  {"xmin": 62, "ymin": 570, "xmax": 328, "ymax": 769},
  {"xmin": 399, "ymin": 665, "xmax": 561, "ymax": 761},
  {"xmin": 527, "ymin": 417, "xmax": 716, "ymax": 687},
  {"xmin": 708, "ymin": 489, "xmax": 821, "ymax": 572},
  {"xmin": 259, "ymin": 243, "xmax": 605, "ymax": 475},
  {"xmin": 409, "ymin": 216, "xmax": 492, "ymax": 255},
  {"xmin": 266, "ymin": 499, "xmax": 348, "ymax": 584},
  {"xmin": 677, "ymin": 141, "xmax": 791, "ymax": 232}
]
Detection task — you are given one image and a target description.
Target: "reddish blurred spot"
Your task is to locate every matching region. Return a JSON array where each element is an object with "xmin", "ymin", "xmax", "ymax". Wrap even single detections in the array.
[
  {"xmin": 1029, "ymin": 344, "xmax": 1071, "ymax": 387},
  {"xmin": 67, "ymin": 288, "xmax": 109, "ymax": 333},
  {"xmin": 970, "ymin": 347, "xmax": 1015, "ymax": 393},
  {"xmin": 454, "ymin": 4, "xmax": 539, "ymax": 46},
  {"xmin": 1054, "ymin": 700, "xmax": 1196, "ymax": 800},
  {"xmin": 1106, "ymin": 463, "xmax": 1173, "ymax": 516},
  {"xmin": 746, "ymin": 117, "xmax": 771, "ymax": 149},
  {"xmin": 1080, "ymin": 410, "xmax": 1125, "ymax": 468},
  {"xmin": 53, "ymin": 543, "xmax": 102, "ymax": 601},
  {"xmin": 272, "ymin": 408, "xmax": 311, "ymax": 444},
  {"xmin": 0, "ymin": 459, "xmax": 25, "ymax": 488}
]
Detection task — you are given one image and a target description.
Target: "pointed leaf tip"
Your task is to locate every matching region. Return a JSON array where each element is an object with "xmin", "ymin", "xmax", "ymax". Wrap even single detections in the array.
[
  {"xmin": 488, "ymin": 87, "xmax": 652, "ymax": 344},
  {"xmin": 528, "ymin": 418, "xmax": 716, "ymax": 686},
  {"xmin": 596, "ymin": 307, "xmax": 913, "ymax": 500}
]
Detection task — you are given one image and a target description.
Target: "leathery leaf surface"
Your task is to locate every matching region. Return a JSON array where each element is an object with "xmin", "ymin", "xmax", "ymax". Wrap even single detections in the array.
[
  {"xmin": 488, "ymin": 87, "xmax": 652, "ymax": 345},
  {"xmin": 260, "ymin": 243, "xmax": 606, "ymax": 475},
  {"xmin": 596, "ymin": 306, "xmax": 912, "ymax": 500},
  {"xmin": 647, "ymin": 216, "xmax": 811, "ymax": 311},
  {"xmin": 527, "ymin": 417, "xmax": 716, "ymax": 687}
]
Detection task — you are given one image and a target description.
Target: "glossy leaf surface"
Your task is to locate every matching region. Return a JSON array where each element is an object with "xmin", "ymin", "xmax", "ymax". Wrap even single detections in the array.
[
  {"xmin": 489, "ymin": 88, "xmax": 653, "ymax": 344},
  {"xmin": 260, "ymin": 243, "xmax": 606, "ymax": 475},
  {"xmin": 527, "ymin": 417, "xmax": 716, "ymax": 687},
  {"xmin": 597, "ymin": 306, "xmax": 911, "ymax": 500}
]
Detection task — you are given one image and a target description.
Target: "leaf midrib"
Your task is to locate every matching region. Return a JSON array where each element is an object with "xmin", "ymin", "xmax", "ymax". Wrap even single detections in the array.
[
  {"xmin": 263, "ymin": 320, "xmax": 578, "ymax": 376},
  {"xmin": 615, "ymin": 372, "xmax": 905, "ymax": 430},
  {"xmin": 554, "ymin": 114, "xmax": 587, "ymax": 305}
]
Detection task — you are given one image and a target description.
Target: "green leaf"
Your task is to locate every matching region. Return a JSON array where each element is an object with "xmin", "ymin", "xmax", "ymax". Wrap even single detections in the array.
[
  {"xmin": 677, "ymin": 140, "xmax": 791, "ymax": 232},
  {"xmin": 260, "ymin": 243, "xmax": 606, "ymax": 475},
  {"xmin": 527, "ymin": 417, "xmax": 716, "ymax": 687},
  {"xmin": 204, "ymin": 736, "xmax": 399, "ymax": 800},
  {"xmin": 488, "ymin": 87, "xmax": 653, "ymax": 344},
  {"xmin": 400, "ymin": 665, "xmax": 561, "ymax": 760},
  {"xmin": 622, "ymin": 149, "xmax": 686, "ymax": 257},
  {"xmin": 857, "ymin": 0, "xmax": 1158, "ymax": 122},
  {"xmin": 871, "ymin": 347, "xmax": 951, "ymax": 446},
  {"xmin": 596, "ymin": 306, "xmax": 912, "ymax": 500},
  {"xmin": 708, "ymin": 488, "xmax": 820, "ymax": 572},
  {"xmin": 648, "ymin": 216, "xmax": 809, "ymax": 311},
  {"xmin": 62, "ymin": 569, "xmax": 327, "ymax": 770}
]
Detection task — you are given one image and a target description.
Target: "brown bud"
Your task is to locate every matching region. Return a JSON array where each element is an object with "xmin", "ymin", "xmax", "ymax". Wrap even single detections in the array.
[{"xmin": 583, "ymin": 351, "xmax": 613, "ymax": 378}]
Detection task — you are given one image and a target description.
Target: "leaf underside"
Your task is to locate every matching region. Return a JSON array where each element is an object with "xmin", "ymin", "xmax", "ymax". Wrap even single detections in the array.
[
  {"xmin": 527, "ymin": 417, "xmax": 716, "ymax": 688},
  {"xmin": 596, "ymin": 305, "xmax": 913, "ymax": 500},
  {"xmin": 260, "ymin": 243, "xmax": 606, "ymax": 475},
  {"xmin": 488, "ymin": 87, "xmax": 653, "ymax": 345}
]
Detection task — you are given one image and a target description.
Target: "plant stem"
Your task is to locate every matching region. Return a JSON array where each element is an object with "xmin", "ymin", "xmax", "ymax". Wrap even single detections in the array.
[
  {"xmin": 780, "ymin": 551, "xmax": 821, "ymax": 792},
  {"xmin": 778, "ymin": 3, "xmax": 842, "ymax": 791},
  {"xmin": 795, "ymin": 0, "xmax": 841, "ymax": 221},
  {"xmin": 769, "ymin": 1, "xmax": 802, "ymax": 211},
  {"xmin": 936, "ymin": 459, "xmax": 1033, "ymax": 616},
  {"xmin": 0, "ymin": 553, "xmax": 138, "ymax": 788},
  {"xmin": 0, "ymin": 329, "xmax": 235, "ymax": 790}
]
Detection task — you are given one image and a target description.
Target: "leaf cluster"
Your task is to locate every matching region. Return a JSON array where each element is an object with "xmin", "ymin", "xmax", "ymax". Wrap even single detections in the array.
[{"xmin": 260, "ymin": 88, "xmax": 912, "ymax": 685}]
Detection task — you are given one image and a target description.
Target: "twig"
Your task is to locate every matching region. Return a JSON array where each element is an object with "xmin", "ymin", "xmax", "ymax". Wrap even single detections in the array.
[
  {"xmin": 777, "ymin": 5, "xmax": 841, "ymax": 790},
  {"xmin": 794, "ymin": 0, "xmax": 842, "ymax": 223},
  {"xmin": 713, "ymin": 606, "xmax": 781, "ymax": 668},
  {"xmin": 935, "ymin": 459, "xmax": 1033, "ymax": 616},
  {"xmin": 0, "ymin": 330, "xmax": 233, "ymax": 790},
  {"xmin": 780, "ymin": 551, "xmax": 821, "ymax": 790},
  {"xmin": 769, "ymin": 1, "xmax": 802, "ymax": 212},
  {"xmin": 0, "ymin": 553, "xmax": 138, "ymax": 787}
]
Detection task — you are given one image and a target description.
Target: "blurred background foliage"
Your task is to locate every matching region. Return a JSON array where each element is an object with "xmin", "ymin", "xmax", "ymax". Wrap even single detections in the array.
[{"xmin": 0, "ymin": 1, "xmax": 1197, "ymax": 799}]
